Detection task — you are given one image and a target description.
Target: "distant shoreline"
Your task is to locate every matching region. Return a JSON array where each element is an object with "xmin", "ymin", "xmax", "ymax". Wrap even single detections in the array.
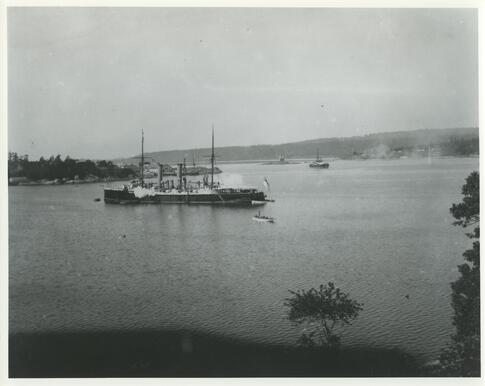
[
  {"xmin": 215, "ymin": 154, "xmax": 478, "ymax": 165},
  {"xmin": 8, "ymin": 155, "xmax": 478, "ymax": 186},
  {"xmin": 8, "ymin": 176, "xmax": 133, "ymax": 187},
  {"xmin": 125, "ymin": 127, "xmax": 478, "ymax": 165}
]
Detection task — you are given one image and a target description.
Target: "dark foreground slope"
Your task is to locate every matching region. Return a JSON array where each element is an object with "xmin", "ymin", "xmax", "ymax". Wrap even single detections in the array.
[{"xmin": 10, "ymin": 329, "xmax": 424, "ymax": 377}]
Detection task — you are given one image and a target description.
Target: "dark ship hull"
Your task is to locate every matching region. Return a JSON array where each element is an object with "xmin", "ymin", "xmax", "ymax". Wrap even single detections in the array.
[
  {"xmin": 309, "ymin": 149, "xmax": 329, "ymax": 168},
  {"xmin": 309, "ymin": 163, "xmax": 329, "ymax": 168},
  {"xmin": 104, "ymin": 187, "xmax": 267, "ymax": 205},
  {"xmin": 105, "ymin": 129, "xmax": 272, "ymax": 206}
]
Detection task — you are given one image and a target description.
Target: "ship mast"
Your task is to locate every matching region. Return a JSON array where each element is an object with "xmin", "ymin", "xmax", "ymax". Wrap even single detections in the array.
[
  {"xmin": 210, "ymin": 125, "xmax": 215, "ymax": 188},
  {"xmin": 141, "ymin": 129, "xmax": 144, "ymax": 186}
]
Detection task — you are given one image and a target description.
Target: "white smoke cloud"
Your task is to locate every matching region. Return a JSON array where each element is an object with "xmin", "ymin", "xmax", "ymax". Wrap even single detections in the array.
[
  {"xmin": 217, "ymin": 173, "xmax": 245, "ymax": 187},
  {"xmin": 133, "ymin": 186, "xmax": 156, "ymax": 198}
]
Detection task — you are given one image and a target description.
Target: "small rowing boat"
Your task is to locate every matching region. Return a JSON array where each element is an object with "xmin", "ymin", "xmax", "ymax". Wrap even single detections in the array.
[{"xmin": 252, "ymin": 211, "xmax": 275, "ymax": 223}]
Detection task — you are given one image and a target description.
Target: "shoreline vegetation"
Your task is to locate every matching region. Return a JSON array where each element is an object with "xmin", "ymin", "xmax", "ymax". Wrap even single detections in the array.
[
  {"xmin": 8, "ymin": 154, "xmax": 137, "ymax": 186},
  {"xmin": 7, "ymin": 153, "xmax": 222, "ymax": 186}
]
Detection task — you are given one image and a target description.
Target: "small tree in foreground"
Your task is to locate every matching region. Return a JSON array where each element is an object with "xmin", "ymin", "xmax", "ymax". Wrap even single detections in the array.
[
  {"xmin": 440, "ymin": 171, "xmax": 480, "ymax": 376},
  {"xmin": 285, "ymin": 282, "xmax": 363, "ymax": 348}
]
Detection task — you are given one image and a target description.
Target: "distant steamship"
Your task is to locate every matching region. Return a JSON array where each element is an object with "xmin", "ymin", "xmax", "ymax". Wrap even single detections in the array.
[
  {"xmin": 309, "ymin": 149, "xmax": 329, "ymax": 169},
  {"xmin": 104, "ymin": 129, "xmax": 271, "ymax": 205}
]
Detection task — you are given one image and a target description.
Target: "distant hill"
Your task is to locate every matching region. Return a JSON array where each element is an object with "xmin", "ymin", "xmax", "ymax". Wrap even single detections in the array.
[{"xmin": 118, "ymin": 127, "xmax": 478, "ymax": 165}]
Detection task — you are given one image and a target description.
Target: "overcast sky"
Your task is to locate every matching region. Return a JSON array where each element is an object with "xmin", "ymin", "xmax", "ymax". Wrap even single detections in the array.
[{"xmin": 8, "ymin": 7, "xmax": 478, "ymax": 160}]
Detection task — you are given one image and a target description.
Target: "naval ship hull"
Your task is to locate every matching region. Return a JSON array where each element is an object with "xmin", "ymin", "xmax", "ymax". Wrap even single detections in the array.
[{"xmin": 104, "ymin": 187, "xmax": 267, "ymax": 205}]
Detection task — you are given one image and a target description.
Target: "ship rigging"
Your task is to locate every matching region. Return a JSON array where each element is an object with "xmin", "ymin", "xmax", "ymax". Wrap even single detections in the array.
[{"xmin": 104, "ymin": 128, "xmax": 272, "ymax": 205}]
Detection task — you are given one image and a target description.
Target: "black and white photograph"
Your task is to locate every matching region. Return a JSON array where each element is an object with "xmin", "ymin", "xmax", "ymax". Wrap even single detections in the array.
[{"xmin": 4, "ymin": 3, "xmax": 481, "ymax": 380}]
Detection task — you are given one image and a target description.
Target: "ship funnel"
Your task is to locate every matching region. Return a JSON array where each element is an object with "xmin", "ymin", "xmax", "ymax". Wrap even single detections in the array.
[
  {"xmin": 177, "ymin": 163, "xmax": 183, "ymax": 190},
  {"xmin": 158, "ymin": 164, "xmax": 163, "ymax": 188}
]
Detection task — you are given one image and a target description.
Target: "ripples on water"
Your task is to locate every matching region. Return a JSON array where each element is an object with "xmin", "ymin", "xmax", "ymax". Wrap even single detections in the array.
[{"xmin": 9, "ymin": 158, "xmax": 478, "ymax": 361}]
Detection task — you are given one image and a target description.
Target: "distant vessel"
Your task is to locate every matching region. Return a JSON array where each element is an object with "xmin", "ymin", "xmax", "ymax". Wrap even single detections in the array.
[
  {"xmin": 309, "ymin": 149, "xmax": 329, "ymax": 169},
  {"xmin": 252, "ymin": 211, "xmax": 275, "ymax": 223},
  {"xmin": 262, "ymin": 155, "xmax": 290, "ymax": 165},
  {"xmin": 262, "ymin": 155, "xmax": 301, "ymax": 165},
  {"xmin": 104, "ymin": 129, "xmax": 271, "ymax": 205}
]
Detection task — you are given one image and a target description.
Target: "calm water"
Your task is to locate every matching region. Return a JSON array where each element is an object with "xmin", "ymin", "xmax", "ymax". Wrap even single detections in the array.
[{"xmin": 9, "ymin": 158, "xmax": 478, "ymax": 362}]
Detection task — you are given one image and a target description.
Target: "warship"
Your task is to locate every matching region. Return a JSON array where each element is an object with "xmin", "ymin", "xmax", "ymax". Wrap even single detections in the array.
[{"xmin": 104, "ymin": 129, "xmax": 271, "ymax": 205}]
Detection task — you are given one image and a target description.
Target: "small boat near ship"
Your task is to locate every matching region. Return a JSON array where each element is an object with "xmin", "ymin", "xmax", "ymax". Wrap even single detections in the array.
[
  {"xmin": 104, "ymin": 129, "xmax": 273, "ymax": 206},
  {"xmin": 309, "ymin": 149, "xmax": 329, "ymax": 169},
  {"xmin": 252, "ymin": 211, "xmax": 275, "ymax": 223}
]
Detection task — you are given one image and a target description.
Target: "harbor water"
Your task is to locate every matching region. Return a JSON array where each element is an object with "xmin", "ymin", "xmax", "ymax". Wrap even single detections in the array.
[{"xmin": 9, "ymin": 157, "xmax": 479, "ymax": 363}]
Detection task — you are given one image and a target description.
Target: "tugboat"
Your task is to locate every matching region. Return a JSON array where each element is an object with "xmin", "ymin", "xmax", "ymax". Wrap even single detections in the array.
[
  {"xmin": 104, "ymin": 129, "xmax": 272, "ymax": 205},
  {"xmin": 309, "ymin": 149, "xmax": 329, "ymax": 168},
  {"xmin": 252, "ymin": 211, "xmax": 275, "ymax": 223}
]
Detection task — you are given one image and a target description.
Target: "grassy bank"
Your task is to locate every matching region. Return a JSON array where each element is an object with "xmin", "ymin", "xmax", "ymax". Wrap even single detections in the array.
[{"xmin": 9, "ymin": 329, "xmax": 425, "ymax": 377}]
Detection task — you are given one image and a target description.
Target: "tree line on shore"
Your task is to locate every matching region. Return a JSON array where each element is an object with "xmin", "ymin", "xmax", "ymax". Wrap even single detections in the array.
[{"xmin": 8, "ymin": 152, "xmax": 136, "ymax": 182}]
